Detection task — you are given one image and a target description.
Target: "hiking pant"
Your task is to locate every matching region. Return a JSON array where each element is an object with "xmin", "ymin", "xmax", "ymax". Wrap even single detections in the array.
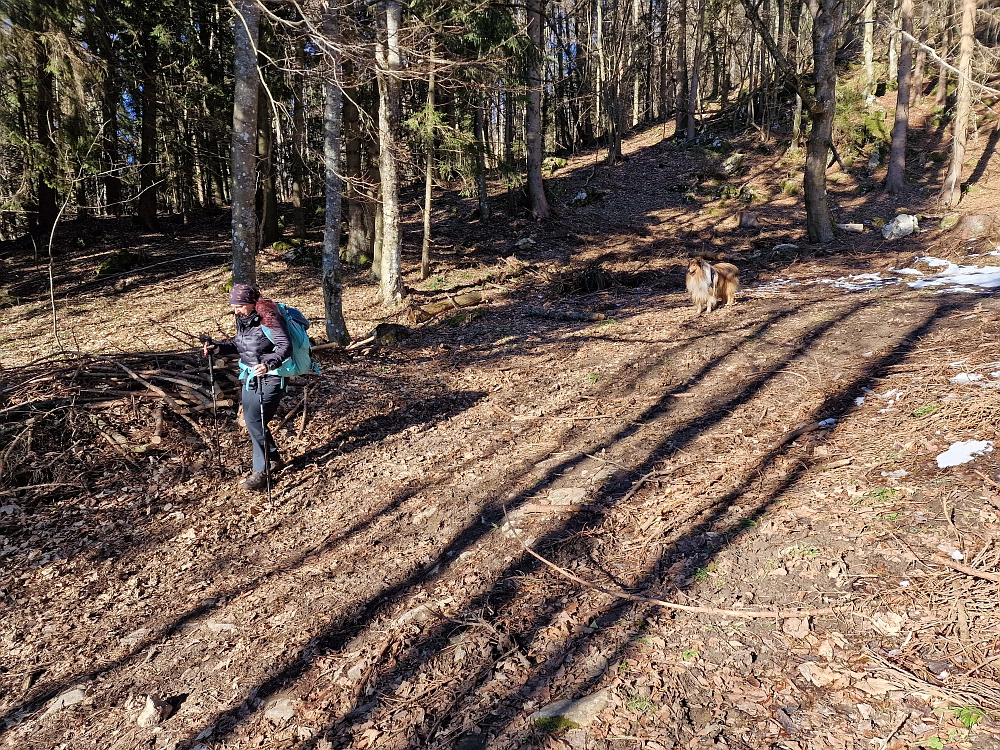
[{"xmin": 242, "ymin": 378, "xmax": 285, "ymax": 473}]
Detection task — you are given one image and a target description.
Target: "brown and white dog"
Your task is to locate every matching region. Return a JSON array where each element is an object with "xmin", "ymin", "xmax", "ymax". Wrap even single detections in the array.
[{"xmin": 686, "ymin": 258, "xmax": 741, "ymax": 314}]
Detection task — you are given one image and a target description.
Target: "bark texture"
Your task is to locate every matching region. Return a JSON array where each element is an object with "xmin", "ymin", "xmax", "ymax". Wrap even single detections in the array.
[
  {"xmin": 525, "ymin": 0, "xmax": 552, "ymax": 219},
  {"xmin": 886, "ymin": 0, "xmax": 913, "ymax": 193},
  {"xmin": 938, "ymin": 0, "xmax": 975, "ymax": 206},
  {"xmin": 376, "ymin": 0, "xmax": 405, "ymax": 304},
  {"xmin": 804, "ymin": 0, "xmax": 841, "ymax": 243},
  {"xmin": 231, "ymin": 0, "xmax": 261, "ymax": 285},
  {"xmin": 322, "ymin": 1, "xmax": 349, "ymax": 345},
  {"xmin": 138, "ymin": 24, "xmax": 159, "ymax": 232}
]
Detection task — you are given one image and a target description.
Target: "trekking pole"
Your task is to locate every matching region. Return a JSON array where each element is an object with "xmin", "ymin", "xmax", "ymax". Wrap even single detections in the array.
[
  {"xmin": 258, "ymin": 375, "xmax": 272, "ymax": 504},
  {"xmin": 199, "ymin": 334, "xmax": 221, "ymax": 466}
]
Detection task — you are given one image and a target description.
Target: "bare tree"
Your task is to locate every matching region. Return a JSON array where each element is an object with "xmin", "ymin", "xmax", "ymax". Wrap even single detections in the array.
[
  {"xmin": 886, "ymin": 0, "xmax": 913, "ymax": 193},
  {"xmin": 376, "ymin": 0, "xmax": 405, "ymax": 304},
  {"xmin": 938, "ymin": 0, "xmax": 975, "ymax": 206},
  {"xmin": 322, "ymin": 0, "xmax": 349, "ymax": 344},
  {"xmin": 525, "ymin": 0, "xmax": 551, "ymax": 220},
  {"xmin": 862, "ymin": 0, "xmax": 876, "ymax": 98},
  {"xmin": 803, "ymin": 0, "xmax": 841, "ymax": 243},
  {"xmin": 231, "ymin": 0, "xmax": 261, "ymax": 285},
  {"xmin": 420, "ymin": 45, "xmax": 435, "ymax": 281}
]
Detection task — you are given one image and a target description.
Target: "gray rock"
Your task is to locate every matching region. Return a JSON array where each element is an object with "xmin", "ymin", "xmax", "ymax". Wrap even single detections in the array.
[
  {"xmin": 263, "ymin": 696, "xmax": 297, "ymax": 724},
  {"xmin": 548, "ymin": 487, "xmax": 587, "ymax": 505},
  {"xmin": 529, "ymin": 688, "xmax": 610, "ymax": 729},
  {"xmin": 206, "ymin": 621, "xmax": 238, "ymax": 634},
  {"xmin": 881, "ymin": 214, "xmax": 919, "ymax": 240},
  {"xmin": 137, "ymin": 694, "xmax": 172, "ymax": 727},
  {"xmin": 772, "ymin": 243, "xmax": 799, "ymax": 253},
  {"xmin": 955, "ymin": 213, "xmax": 996, "ymax": 238},
  {"xmin": 45, "ymin": 687, "xmax": 87, "ymax": 714}
]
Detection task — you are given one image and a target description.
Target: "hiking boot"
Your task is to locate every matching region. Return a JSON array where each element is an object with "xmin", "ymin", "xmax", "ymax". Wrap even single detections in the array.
[{"xmin": 241, "ymin": 471, "xmax": 268, "ymax": 491}]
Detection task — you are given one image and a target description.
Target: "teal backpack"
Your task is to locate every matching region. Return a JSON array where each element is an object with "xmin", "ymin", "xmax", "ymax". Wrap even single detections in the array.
[{"xmin": 239, "ymin": 303, "xmax": 320, "ymax": 386}]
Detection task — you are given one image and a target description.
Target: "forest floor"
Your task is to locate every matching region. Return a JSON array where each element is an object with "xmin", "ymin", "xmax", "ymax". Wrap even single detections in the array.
[{"xmin": 4, "ymin": 96, "xmax": 1000, "ymax": 750}]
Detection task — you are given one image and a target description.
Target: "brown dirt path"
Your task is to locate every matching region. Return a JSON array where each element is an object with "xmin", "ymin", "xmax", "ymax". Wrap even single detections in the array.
[{"xmin": 3, "ymin": 117, "xmax": 1000, "ymax": 750}]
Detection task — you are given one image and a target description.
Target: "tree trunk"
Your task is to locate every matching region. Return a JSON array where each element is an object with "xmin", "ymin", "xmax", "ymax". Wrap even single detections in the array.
[
  {"xmin": 290, "ymin": 44, "xmax": 307, "ymax": 239},
  {"xmin": 658, "ymin": 3, "xmax": 670, "ymax": 121},
  {"xmin": 322, "ymin": 1, "xmax": 349, "ymax": 345},
  {"xmin": 256, "ymin": 100, "xmax": 280, "ymax": 248},
  {"xmin": 474, "ymin": 100, "xmax": 491, "ymax": 223},
  {"xmin": 231, "ymin": 0, "xmax": 261, "ymax": 285},
  {"xmin": 938, "ymin": 0, "xmax": 975, "ymax": 206},
  {"xmin": 886, "ymin": 0, "xmax": 913, "ymax": 193},
  {"xmin": 791, "ymin": 0, "xmax": 811, "ymax": 152},
  {"xmin": 934, "ymin": 0, "xmax": 952, "ymax": 107},
  {"xmin": 376, "ymin": 0, "xmax": 405, "ymax": 305},
  {"xmin": 421, "ymin": 49, "xmax": 435, "ymax": 281},
  {"xmin": 525, "ymin": 0, "xmax": 552, "ymax": 220},
  {"xmin": 632, "ymin": 0, "xmax": 642, "ymax": 127},
  {"xmin": 138, "ymin": 25, "xmax": 159, "ymax": 232},
  {"xmin": 863, "ymin": 0, "xmax": 876, "ymax": 98},
  {"xmin": 35, "ymin": 30, "xmax": 58, "ymax": 240},
  {"xmin": 887, "ymin": 0, "xmax": 901, "ymax": 82},
  {"xmin": 911, "ymin": 0, "xmax": 929, "ymax": 103},
  {"xmin": 674, "ymin": 0, "xmax": 689, "ymax": 136},
  {"xmin": 102, "ymin": 60, "xmax": 122, "ymax": 218},
  {"xmin": 344, "ymin": 68, "xmax": 374, "ymax": 266},
  {"xmin": 686, "ymin": 0, "xmax": 706, "ymax": 140},
  {"xmin": 804, "ymin": 0, "xmax": 841, "ymax": 244}
]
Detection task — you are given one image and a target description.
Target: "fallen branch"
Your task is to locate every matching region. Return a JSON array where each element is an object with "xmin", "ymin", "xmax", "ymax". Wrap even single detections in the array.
[
  {"xmin": 103, "ymin": 359, "xmax": 213, "ymax": 451},
  {"xmin": 503, "ymin": 508, "xmax": 836, "ymax": 619},
  {"xmin": 773, "ymin": 421, "xmax": 823, "ymax": 449},
  {"xmin": 896, "ymin": 27, "xmax": 1000, "ymax": 98},
  {"xmin": 275, "ymin": 392, "xmax": 307, "ymax": 431},
  {"xmin": 930, "ymin": 554, "xmax": 1000, "ymax": 583},
  {"xmin": 151, "ymin": 403, "xmax": 164, "ymax": 445},
  {"xmin": 408, "ymin": 291, "xmax": 484, "ymax": 324},
  {"xmin": 525, "ymin": 306, "xmax": 606, "ymax": 322}
]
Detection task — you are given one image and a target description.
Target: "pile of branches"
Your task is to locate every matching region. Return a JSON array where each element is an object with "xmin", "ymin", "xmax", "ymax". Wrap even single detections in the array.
[{"xmin": 0, "ymin": 351, "xmax": 236, "ymax": 494}]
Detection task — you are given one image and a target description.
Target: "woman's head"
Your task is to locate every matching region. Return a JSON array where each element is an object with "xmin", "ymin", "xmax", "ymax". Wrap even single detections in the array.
[{"xmin": 228, "ymin": 283, "xmax": 260, "ymax": 316}]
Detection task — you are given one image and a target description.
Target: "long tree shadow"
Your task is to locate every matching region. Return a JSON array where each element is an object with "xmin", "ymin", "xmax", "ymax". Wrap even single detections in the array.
[
  {"xmin": 0, "ymin": 384, "xmax": 489, "ymax": 732},
  {"xmin": 165, "ymin": 285, "xmax": 920, "ymax": 747},
  {"xmin": 967, "ymin": 120, "xmax": 1000, "ymax": 187},
  {"xmin": 308, "ymin": 292, "xmax": 968, "ymax": 748}
]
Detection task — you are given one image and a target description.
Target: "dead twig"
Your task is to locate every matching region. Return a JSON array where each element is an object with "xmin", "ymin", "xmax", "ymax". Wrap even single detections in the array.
[
  {"xmin": 929, "ymin": 554, "xmax": 1000, "ymax": 583},
  {"xmin": 102, "ymin": 358, "xmax": 213, "ymax": 452},
  {"xmin": 502, "ymin": 508, "xmax": 836, "ymax": 620}
]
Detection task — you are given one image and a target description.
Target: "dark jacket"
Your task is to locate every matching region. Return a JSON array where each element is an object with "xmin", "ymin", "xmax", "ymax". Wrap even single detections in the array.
[{"xmin": 216, "ymin": 299, "xmax": 292, "ymax": 382}]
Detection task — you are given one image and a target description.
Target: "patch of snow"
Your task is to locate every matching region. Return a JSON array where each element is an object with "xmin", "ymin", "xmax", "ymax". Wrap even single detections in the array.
[
  {"xmin": 854, "ymin": 396, "xmax": 865, "ymax": 406},
  {"xmin": 949, "ymin": 359, "xmax": 968, "ymax": 367},
  {"xmin": 936, "ymin": 440, "xmax": 994, "ymax": 468},
  {"xmin": 818, "ymin": 418, "xmax": 836, "ymax": 428},
  {"xmin": 934, "ymin": 286, "xmax": 980, "ymax": 294},
  {"xmin": 908, "ymin": 258, "xmax": 1000, "ymax": 292},
  {"xmin": 991, "ymin": 371, "xmax": 1000, "ymax": 379},
  {"xmin": 881, "ymin": 469, "xmax": 909, "ymax": 478},
  {"xmin": 949, "ymin": 373, "xmax": 984, "ymax": 384},
  {"xmin": 895, "ymin": 268, "xmax": 924, "ymax": 275}
]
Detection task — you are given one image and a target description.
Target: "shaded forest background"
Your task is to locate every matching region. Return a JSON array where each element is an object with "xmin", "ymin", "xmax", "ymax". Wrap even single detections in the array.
[{"xmin": 4, "ymin": 0, "xmax": 1000, "ymax": 335}]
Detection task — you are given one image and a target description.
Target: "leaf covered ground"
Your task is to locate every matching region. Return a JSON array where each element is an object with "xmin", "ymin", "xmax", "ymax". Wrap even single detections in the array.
[{"xmin": 3, "ymin": 107, "xmax": 1000, "ymax": 750}]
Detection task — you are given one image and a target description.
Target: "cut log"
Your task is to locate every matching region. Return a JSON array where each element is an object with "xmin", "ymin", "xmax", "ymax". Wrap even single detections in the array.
[
  {"xmin": 525, "ymin": 306, "xmax": 606, "ymax": 322},
  {"xmin": 408, "ymin": 290, "xmax": 483, "ymax": 324},
  {"xmin": 151, "ymin": 403, "xmax": 164, "ymax": 444},
  {"xmin": 102, "ymin": 359, "xmax": 214, "ymax": 451}
]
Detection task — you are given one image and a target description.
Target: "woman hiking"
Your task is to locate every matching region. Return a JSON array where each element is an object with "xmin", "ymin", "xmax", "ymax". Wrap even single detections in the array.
[{"xmin": 202, "ymin": 284, "xmax": 290, "ymax": 490}]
